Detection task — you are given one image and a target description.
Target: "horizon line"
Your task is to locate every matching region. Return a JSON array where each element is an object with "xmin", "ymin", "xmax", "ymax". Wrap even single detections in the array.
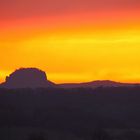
[{"xmin": 1, "ymin": 67, "xmax": 140, "ymax": 85}]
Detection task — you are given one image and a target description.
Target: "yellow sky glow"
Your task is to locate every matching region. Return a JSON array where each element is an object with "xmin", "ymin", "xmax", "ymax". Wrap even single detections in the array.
[{"xmin": 0, "ymin": 10, "xmax": 140, "ymax": 83}]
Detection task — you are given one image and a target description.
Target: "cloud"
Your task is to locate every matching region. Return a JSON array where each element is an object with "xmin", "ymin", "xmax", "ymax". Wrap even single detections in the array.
[{"xmin": 0, "ymin": 0, "xmax": 140, "ymax": 20}]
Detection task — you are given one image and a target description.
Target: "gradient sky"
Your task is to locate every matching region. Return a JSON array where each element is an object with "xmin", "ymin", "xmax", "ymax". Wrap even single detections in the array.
[{"xmin": 0, "ymin": 0, "xmax": 140, "ymax": 83}]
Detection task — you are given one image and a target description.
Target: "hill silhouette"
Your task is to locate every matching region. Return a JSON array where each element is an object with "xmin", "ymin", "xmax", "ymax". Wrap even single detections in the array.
[
  {"xmin": 1, "ymin": 87, "xmax": 140, "ymax": 139},
  {"xmin": 0, "ymin": 68, "xmax": 55, "ymax": 88},
  {"xmin": 59, "ymin": 80, "xmax": 136, "ymax": 88}
]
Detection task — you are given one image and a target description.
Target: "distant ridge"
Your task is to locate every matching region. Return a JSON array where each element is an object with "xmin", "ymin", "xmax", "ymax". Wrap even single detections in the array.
[
  {"xmin": 0, "ymin": 68, "xmax": 139, "ymax": 89},
  {"xmin": 58, "ymin": 80, "xmax": 138, "ymax": 88}
]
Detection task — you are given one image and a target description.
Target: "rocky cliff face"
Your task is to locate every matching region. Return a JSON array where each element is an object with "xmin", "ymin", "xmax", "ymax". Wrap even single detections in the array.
[{"xmin": 1, "ymin": 68, "xmax": 55, "ymax": 88}]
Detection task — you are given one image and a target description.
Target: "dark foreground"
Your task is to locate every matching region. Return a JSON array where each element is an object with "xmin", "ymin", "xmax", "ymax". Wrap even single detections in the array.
[{"xmin": 1, "ymin": 87, "xmax": 140, "ymax": 140}]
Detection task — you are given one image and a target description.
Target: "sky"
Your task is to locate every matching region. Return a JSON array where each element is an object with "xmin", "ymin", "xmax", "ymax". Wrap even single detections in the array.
[{"xmin": 0, "ymin": 0, "xmax": 140, "ymax": 83}]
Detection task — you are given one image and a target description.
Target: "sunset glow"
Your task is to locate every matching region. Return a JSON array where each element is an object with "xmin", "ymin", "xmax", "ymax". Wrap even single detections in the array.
[{"xmin": 0, "ymin": 0, "xmax": 140, "ymax": 83}]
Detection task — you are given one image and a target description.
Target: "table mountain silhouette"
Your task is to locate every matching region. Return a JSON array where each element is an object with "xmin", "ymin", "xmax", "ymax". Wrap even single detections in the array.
[{"xmin": 1, "ymin": 68, "xmax": 55, "ymax": 88}]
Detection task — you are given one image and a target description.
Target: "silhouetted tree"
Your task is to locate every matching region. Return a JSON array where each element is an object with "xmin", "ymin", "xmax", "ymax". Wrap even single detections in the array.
[
  {"xmin": 92, "ymin": 129, "xmax": 111, "ymax": 140},
  {"xmin": 28, "ymin": 132, "xmax": 47, "ymax": 140}
]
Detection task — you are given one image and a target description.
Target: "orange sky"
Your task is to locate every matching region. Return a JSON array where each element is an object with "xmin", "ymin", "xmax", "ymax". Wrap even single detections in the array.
[{"xmin": 0, "ymin": 0, "xmax": 140, "ymax": 83}]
